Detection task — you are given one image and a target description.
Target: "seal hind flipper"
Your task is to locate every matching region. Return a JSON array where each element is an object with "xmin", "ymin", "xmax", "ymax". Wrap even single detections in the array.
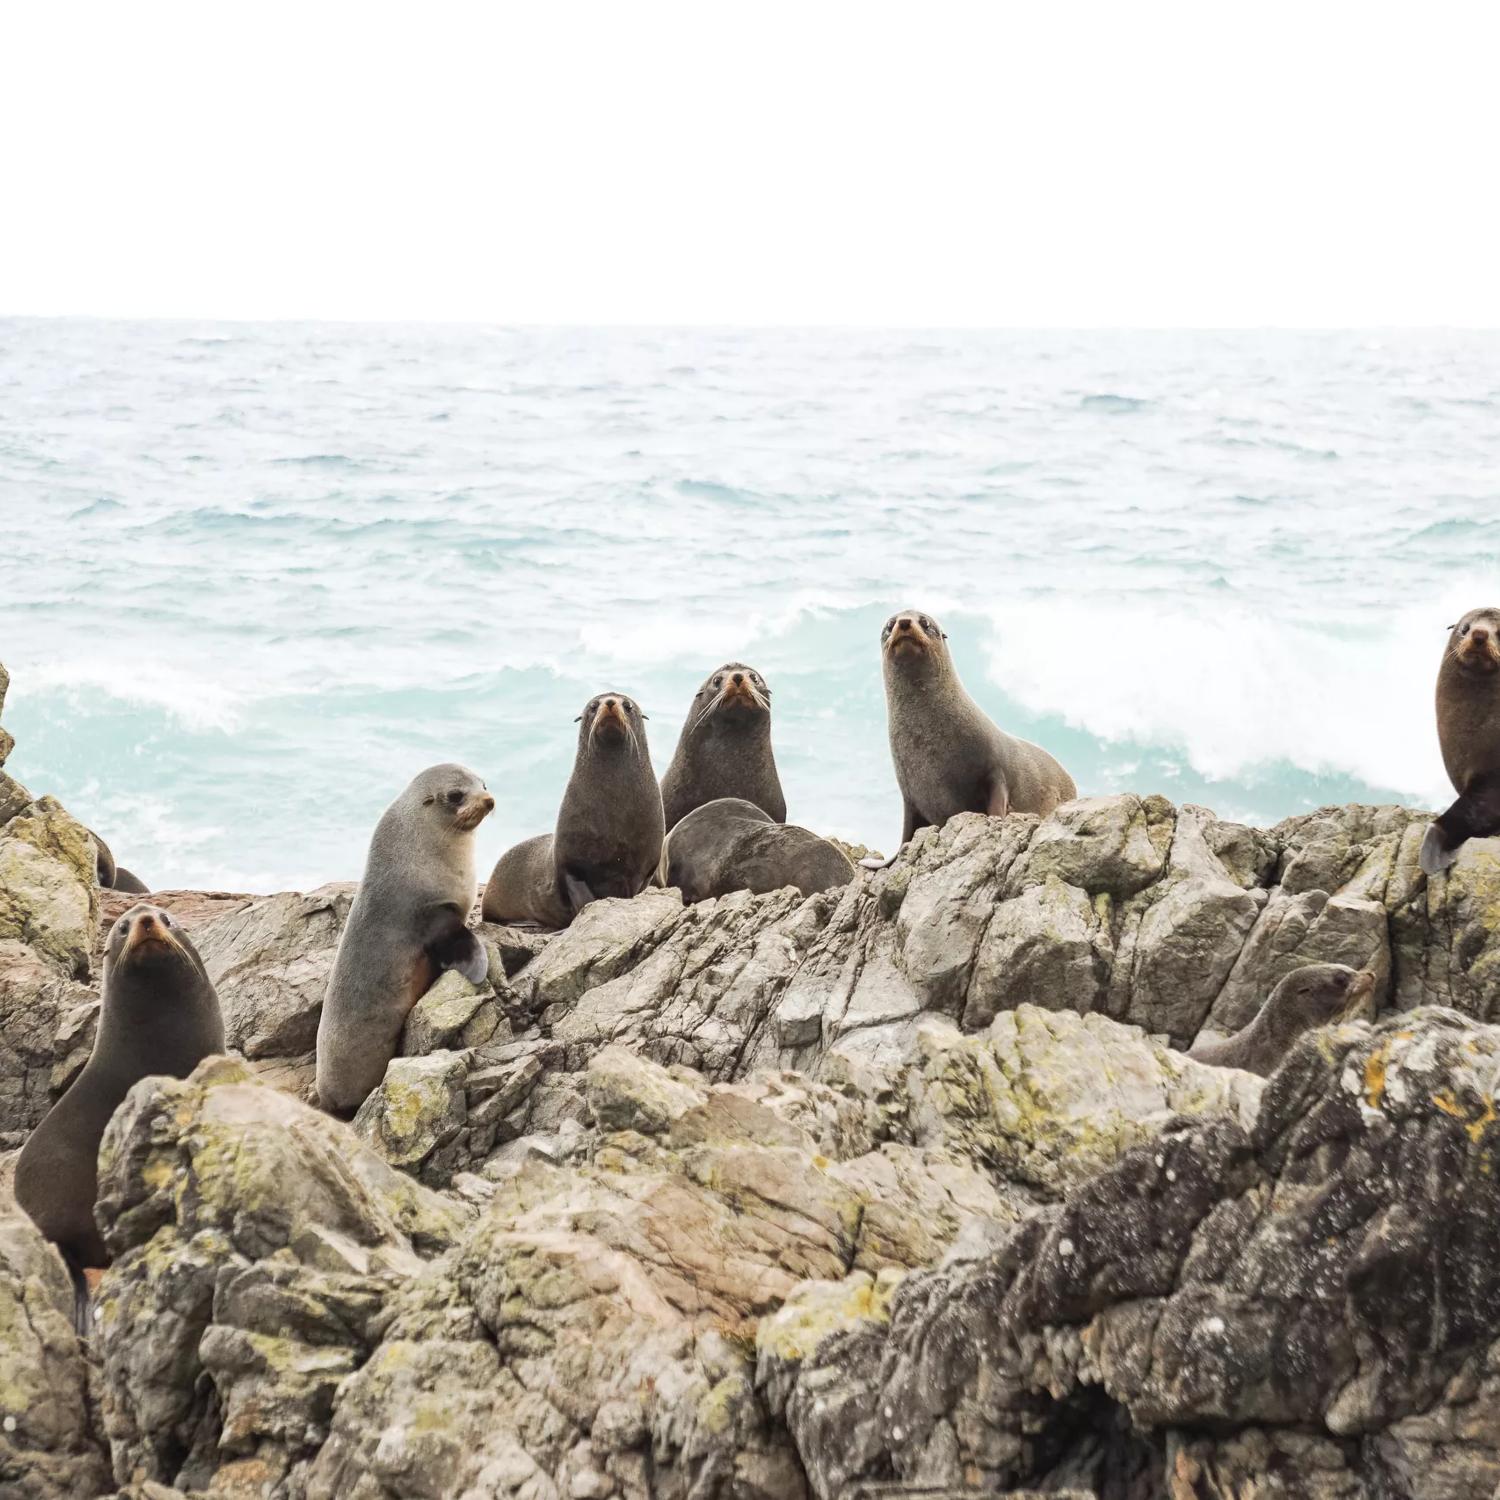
[
  {"xmin": 1421, "ymin": 774, "xmax": 1500, "ymax": 875},
  {"xmin": 423, "ymin": 904, "xmax": 489, "ymax": 986},
  {"xmin": 68, "ymin": 1258, "xmax": 92, "ymax": 1337}
]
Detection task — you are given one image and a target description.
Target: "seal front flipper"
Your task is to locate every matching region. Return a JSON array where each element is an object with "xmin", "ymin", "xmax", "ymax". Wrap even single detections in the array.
[
  {"xmin": 1420, "ymin": 775, "xmax": 1500, "ymax": 875},
  {"xmin": 423, "ymin": 903, "xmax": 489, "ymax": 985},
  {"xmin": 561, "ymin": 870, "xmax": 597, "ymax": 915}
]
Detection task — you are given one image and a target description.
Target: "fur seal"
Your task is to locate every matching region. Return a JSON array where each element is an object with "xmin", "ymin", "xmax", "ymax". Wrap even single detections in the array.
[
  {"xmin": 1188, "ymin": 963, "xmax": 1374, "ymax": 1075},
  {"xmin": 14, "ymin": 903, "xmax": 224, "ymax": 1323},
  {"xmin": 88, "ymin": 828, "xmax": 151, "ymax": 893},
  {"xmin": 662, "ymin": 797, "xmax": 854, "ymax": 904},
  {"xmin": 660, "ymin": 663, "xmax": 786, "ymax": 830},
  {"xmin": 315, "ymin": 764, "xmax": 494, "ymax": 1114},
  {"xmin": 866, "ymin": 608, "xmax": 1076, "ymax": 867},
  {"xmin": 482, "ymin": 692, "xmax": 664, "ymax": 927},
  {"xmin": 1421, "ymin": 607, "xmax": 1500, "ymax": 875}
]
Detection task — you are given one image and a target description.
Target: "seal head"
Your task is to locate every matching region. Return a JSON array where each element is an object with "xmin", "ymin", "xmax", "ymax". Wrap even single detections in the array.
[{"xmin": 660, "ymin": 662, "xmax": 786, "ymax": 831}]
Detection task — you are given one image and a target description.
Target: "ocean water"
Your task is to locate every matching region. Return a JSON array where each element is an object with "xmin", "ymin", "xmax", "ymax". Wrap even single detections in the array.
[{"xmin": 1, "ymin": 321, "xmax": 1496, "ymax": 893}]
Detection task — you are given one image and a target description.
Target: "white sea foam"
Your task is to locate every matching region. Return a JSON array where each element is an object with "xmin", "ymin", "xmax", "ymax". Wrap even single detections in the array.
[{"xmin": 2, "ymin": 320, "xmax": 1496, "ymax": 888}]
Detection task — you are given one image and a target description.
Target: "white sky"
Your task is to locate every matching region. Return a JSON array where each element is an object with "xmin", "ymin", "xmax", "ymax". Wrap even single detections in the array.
[{"xmin": 2, "ymin": 1, "xmax": 1497, "ymax": 326}]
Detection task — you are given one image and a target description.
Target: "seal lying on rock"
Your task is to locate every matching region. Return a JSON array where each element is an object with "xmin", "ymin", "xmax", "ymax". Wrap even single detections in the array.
[
  {"xmin": 661, "ymin": 797, "xmax": 853, "ymax": 904},
  {"xmin": 866, "ymin": 608, "xmax": 1076, "ymax": 868},
  {"xmin": 1188, "ymin": 963, "xmax": 1375, "ymax": 1075},
  {"xmin": 660, "ymin": 663, "xmax": 786, "ymax": 831},
  {"xmin": 89, "ymin": 828, "xmax": 151, "ymax": 893},
  {"xmin": 483, "ymin": 692, "xmax": 664, "ymax": 928},
  {"xmin": 316, "ymin": 764, "xmax": 494, "ymax": 1115},
  {"xmin": 14, "ymin": 902, "xmax": 224, "ymax": 1327},
  {"xmin": 1421, "ymin": 606, "xmax": 1500, "ymax": 875}
]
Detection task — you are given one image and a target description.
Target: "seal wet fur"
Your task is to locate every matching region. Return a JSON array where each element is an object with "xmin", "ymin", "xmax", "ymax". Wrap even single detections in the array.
[
  {"xmin": 660, "ymin": 663, "xmax": 785, "ymax": 830},
  {"xmin": 14, "ymin": 903, "xmax": 224, "ymax": 1330},
  {"xmin": 482, "ymin": 692, "xmax": 663, "ymax": 927},
  {"xmin": 1422, "ymin": 607, "xmax": 1500, "ymax": 875},
  {"xmin": 315, "ymin": 763, "xmax": 494, "ymax": 1114},
  {"xmin": 1188, "ymin": 963, "xmax": 1374, "ymax": 1075},
  {"xmin": 662, "ymin": 796, "xmax": 853, "ymax": 904},
  {"xmin": 867, "ymin": 608, "xmax": 1076, "ymax": 867}
]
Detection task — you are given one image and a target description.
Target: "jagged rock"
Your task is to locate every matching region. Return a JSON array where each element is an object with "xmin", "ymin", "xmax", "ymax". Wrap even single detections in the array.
[
  {"xmin": 0, "ymin": 1201, "xmax": 111, "ymax": 1500},
  {"xmin": 768, "ymin": 1008, "xmax": 1500, "ymax": 1499},
  {"xmin": 400, "ymin": 970, "xmax": 507, "ymax": 1055},
  {"xmin": 96, "ymin": 888, "xmax": 257, "ymax": 957},
  {"xmin": 0, "ymin": 661, "xmax": 12, "ymax": 769},
  {"xmin": 10, "ymin": 787, "xmax": 1500, "ymax": 1499},
  {"xmin": 0, "ymin": 797, "xmax": 98, "ymax": 979},
  {"xmin": 0, "ymin": 940, "xmax": 94, "ymax": 1142},
  {"xmin": 908, "ymin": 1004, "xmax": 1264, "ymax": 1195},
  {"xmin": 476, "ymin": 919, "xmax": 555, "ymax": 980},
  {"xmin": 354, "ymin": 1051, "xmax": 470, "ymax": 1178},
  {"xmin": 0, "ymin": 770, "xmax": 31, "ymax": 827},
  {"xmin": 94, "ymin": 1056, "xmax": 467, "ymax": 1492},
  {"xmin": 192, "ymin": 883, "xmax": 354, "ymax": 1059}
]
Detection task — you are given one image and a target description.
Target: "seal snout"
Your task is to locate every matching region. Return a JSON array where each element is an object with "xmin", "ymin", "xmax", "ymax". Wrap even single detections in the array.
[
  {"xmin": 122, "ymin": 905, "xmax": 181, "ymax": 957},
  {"xmin": 1454, "ymin": 612, "xmax": 1500, "ymax": 670},
  {"xmin": 454, "ymin": 791, "xmax": 496, "ymax": 832},
  {"xmin": 884, "ymin": 611, "xmax": 936, "ymax": 660}
]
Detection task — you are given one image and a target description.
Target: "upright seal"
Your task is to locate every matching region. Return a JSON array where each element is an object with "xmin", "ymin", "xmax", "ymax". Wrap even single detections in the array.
[
  {"xmin": 867, "ymin": 608, "xmax": 1075, "ymax": 867},
  {"xmin": 1422, "ymin": 607, "xmax": 1500, "ymax": 875},
  {"xmin": 661, "ymin": 796, "xmax": 853, "ymax": 904},
  {"xmin": 483, "ymin": 692, "xmax": 663, "ymax": 926},
  {"xmin": 315, "ymin": 764, "xmax": 494, "ymax": 1114},
  {"xmin": 14, "ymin": 903, "xmax": 224, "ymax": 1325},
  {"xmin": 660, "ymin": 663, "xmax": 786, "ymax": 830},
  {"xmin": 1188, "ymin": 963, "xmax": 1374, "ymax": 1075}
]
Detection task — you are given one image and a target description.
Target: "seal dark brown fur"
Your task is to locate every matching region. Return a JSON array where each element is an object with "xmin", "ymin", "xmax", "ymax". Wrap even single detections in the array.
[
  {"xmin": 867, "ymin": 608, "xmax": 1076, "ymax": 867},
  {"xmin": 661, "ymin": 796, "xmax": 853, "ymax": 905},
  {"xmin": 482, "ymin": 692, "xmax": 664, "ymax": 927},
  {"xmin": 660, "ymin": 663, "xmax": 785, "ymax": 831},
  {"xmin": 1422, "ymin": 607, "xmax": 1500, "ymax": 875},
  {"xmin": 1188, "ymin": 963, "xmax": 1374, "ymax": 1075},
  {"xmin": 14, "ymin": 903, "xmax": 224, "ymax": 1325}
]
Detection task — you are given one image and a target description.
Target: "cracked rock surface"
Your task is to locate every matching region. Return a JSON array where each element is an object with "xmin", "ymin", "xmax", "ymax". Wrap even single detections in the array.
[{"xmin": 3, "ymin": 707, "xmax": 1500, "ymax": 1500}]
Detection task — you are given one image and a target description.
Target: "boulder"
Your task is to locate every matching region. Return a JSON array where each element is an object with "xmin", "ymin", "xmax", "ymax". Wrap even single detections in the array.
[
  {"xmin": 0, "ymin": 797, "xmax": 98, "ymax": 979},
  {"xmin": 0, "ymin": 1202, "xmax": 111, "ymax": 1500}
]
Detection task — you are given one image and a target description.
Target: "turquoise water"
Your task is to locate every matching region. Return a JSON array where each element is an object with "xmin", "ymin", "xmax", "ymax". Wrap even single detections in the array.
[{"xmin": 2, "ymin": 320, "xmax": 1496, "ymax": 891}]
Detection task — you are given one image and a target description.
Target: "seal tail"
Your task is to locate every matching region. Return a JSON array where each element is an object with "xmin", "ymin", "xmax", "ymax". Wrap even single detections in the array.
[{"xmin": 1421, "ymin": 774, "xmax": 1500, "ymax": 876}]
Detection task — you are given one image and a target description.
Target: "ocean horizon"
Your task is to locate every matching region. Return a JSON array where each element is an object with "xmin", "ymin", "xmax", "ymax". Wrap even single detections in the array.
[{"xmin": 3, "ymin": 319, "xmax": 1496, "ymax": 892}]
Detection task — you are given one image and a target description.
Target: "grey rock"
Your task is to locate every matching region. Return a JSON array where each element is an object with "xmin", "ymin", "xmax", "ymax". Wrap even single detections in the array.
[
  {"xmin": 193, "ymin": 882, "xmax": 355, "ymax": 1059},
  {"xmin": 0, "ymin": 1201, "xmax": 111, "ymax": 1500}
]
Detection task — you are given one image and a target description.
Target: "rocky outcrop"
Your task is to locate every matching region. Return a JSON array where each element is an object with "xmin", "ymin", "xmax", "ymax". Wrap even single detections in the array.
[
  {"xmin": 7, "ymin": 693, "xmax": 1500, "ymax": 1500},
  {"xmin": 764, "ymin": 1007, "xmax": 1500, "ymax": 1499},
  {"xmin": 0, "ymin": 1201, "xmax": 111, "ymax": 1499}
]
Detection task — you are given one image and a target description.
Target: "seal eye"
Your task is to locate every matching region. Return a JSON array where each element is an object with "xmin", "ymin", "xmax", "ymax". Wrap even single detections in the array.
[
  {"xmin": 919, "ymin": 617, "xmax": 931, "ymax": 630},
  {"xmin": 1461, "ymin": 623, "xmax": 1471, "ymax": 635},
  {"xmin": 446, "ymin": 789, "xmax": 464, "ymax": 806},
  {"xmin": 713, "ymin": 678, "xmax": 723, "ymax": 689}
]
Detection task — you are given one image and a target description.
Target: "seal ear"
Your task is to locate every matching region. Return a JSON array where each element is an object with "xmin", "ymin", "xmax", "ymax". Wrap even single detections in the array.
[
  {"xmin": 574, "ymin": 715, "xmax": 583, "ymax": 723},
  {"xmin": 422, "ymin": 795, "xmax": 436, "ymax": 806}
]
